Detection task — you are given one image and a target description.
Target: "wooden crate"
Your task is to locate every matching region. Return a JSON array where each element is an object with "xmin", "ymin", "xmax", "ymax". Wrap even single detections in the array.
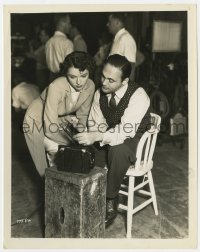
[{"xmin": 45, "ymin": 166, "xmax": 107, "ymax": 238}]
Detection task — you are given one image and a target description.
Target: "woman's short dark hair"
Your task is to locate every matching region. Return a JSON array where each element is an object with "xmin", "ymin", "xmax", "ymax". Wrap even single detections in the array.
[
  {"xmin": 104, "ymin": 54, "xmax": 132, "ymax": 81},
  {"xmin": 59, "ymin": 51, "xmax": 95, "ymax": 78}
]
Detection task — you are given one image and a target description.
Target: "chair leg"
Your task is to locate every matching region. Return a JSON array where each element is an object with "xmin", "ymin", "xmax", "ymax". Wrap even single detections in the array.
[
  {"xmin": 126, "ymin": 176, "xmax": 135, "ymax": 238},
  {"xmin": 148, "ymin": 171, "xmax": 158, "ymax": 215}
]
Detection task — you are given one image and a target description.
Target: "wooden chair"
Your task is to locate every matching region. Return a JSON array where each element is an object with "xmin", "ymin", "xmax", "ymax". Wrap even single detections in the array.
[{"xmin": 118, "ymin": 113, "xmax": 161, "ymax": 238}]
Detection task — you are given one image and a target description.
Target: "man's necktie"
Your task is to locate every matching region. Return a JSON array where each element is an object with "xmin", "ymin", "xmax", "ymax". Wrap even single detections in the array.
[{"xmin": 109, "ymin": 93, "xmax": 116, "ymax": 109}]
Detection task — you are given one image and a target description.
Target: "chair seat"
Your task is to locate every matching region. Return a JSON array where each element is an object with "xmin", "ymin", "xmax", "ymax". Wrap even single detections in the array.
[{"xmin": 126, "ymin": 160, "xmax": 153, "ymax": 177}]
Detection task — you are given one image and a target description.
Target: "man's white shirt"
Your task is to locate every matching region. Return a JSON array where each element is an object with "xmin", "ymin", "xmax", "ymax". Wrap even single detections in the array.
[
  {"xmin": 45, "ymin": 31, "xmax": 74, "ymax": 73},
  {"xmin": 109, "ymin": 28, "xmax": 137, "ymax": 63},
  {"xmin": 88, "ymin": 83, "xmax": 150, "ymax": 146}
]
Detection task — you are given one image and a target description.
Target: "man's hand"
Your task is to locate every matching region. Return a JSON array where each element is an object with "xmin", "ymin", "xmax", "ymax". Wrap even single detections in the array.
[{"xmin": 73, "ymin": 132, "xmax": 103, "ymax": 146}]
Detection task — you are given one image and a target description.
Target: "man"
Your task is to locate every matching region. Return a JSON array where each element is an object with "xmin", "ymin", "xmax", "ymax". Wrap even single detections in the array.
[
  {"xmin": 73, "ymin": 54, "xmax": 151, "ymax": 226},
  {"xmin": 27, "ymin": 27, "xmax": 50, "ymax": 91},
  {"xmin": 45, "ymin": 14, "xmax": 74, "ymax": 81},
  {"xmin": 107, "ymin": 13, "xmax": 137, "ymax": 81},
  {"xmin": 69, "ymin": 24, "xmax": 87, "ymax": 52}
]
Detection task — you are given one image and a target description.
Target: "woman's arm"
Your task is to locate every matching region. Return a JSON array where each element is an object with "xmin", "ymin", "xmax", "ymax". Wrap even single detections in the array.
[
  {"xmin": 76, "ymin": 82, "xmax": 95, "ymax": 132},
  {"xmin": 43, "ymin": 82, "xmax": 72, "ymax": 145}
]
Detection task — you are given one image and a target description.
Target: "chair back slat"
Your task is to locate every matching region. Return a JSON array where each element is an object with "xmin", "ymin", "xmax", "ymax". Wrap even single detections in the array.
[
  {"xmin": 143, "ymin": 134, "xmax": 151, "ymax": 167},
  {"xmin": 147, "ymin": 131, "xmax": 158, "ymax": 163},
  {"xmin": 134, "ymin": 113, "xmax": 161, "ymax": 172}
]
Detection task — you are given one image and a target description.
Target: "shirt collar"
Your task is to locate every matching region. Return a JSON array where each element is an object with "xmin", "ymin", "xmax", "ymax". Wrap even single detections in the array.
[
  {"xmin": 107, "ymin": 82, "xmax": 128, "ymax": 99},
  {"xmin": 64, "ymin": 77, "xmax": 91, "ymax": 93},
  {"xmin": 114, "ymin": 28, "xmax": 126, "ymax": 41},
  {"xmin": 54, "ymin": 31, "xmax": 67, "ymax": 37},
  {"xmin": 115, "ymin": 82, "xmax": 128, "ymax": 99},
  {"xmin": 69, "ymin": 84, "xmax": 81, "ymax": 93}
]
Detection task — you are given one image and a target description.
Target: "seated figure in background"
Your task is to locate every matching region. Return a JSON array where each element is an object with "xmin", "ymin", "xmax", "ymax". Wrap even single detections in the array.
[{"xmin": 12, "ymin": 72, "xmax": 40, "ymax": 111}]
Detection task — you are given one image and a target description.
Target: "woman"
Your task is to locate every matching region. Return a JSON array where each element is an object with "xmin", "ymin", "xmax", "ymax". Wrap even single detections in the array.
[{"xmin": 23, "ymin": 51, "xmax": 95, "ymax": 177}]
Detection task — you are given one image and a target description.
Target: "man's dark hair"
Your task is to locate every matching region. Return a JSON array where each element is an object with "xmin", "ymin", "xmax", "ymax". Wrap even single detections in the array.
[
  {"xmin": 59, "ymin": 51, "xmax": 95, "ymax": 78},
  {"xmin": 40, "ymin": 26, "xmax": 51, "ymax": 37},
  {"xmin": 109, "ymin": 12, "xmax": 127, "ymax": 26},
  {"xmin": 54, "ymin": 13, "xmax": 70, "ymax": 26},
  {"xmin": 105, "ymin": 54, "xmax": 132, "ymax": 81},
  {"xmin": 70, "ymin": 20, "xmax": 82, "ymax": 32}
]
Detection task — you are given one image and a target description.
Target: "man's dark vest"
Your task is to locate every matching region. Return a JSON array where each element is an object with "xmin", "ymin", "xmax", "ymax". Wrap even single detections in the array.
[{"xmin": 99, "ymin": 82, "xmax": 151, "ymax": 134}]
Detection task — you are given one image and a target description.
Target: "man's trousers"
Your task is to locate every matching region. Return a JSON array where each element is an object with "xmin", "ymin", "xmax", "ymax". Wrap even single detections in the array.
[{"xmin": 94, "ymin": 134, "xmax": 141, "ymax": 198}]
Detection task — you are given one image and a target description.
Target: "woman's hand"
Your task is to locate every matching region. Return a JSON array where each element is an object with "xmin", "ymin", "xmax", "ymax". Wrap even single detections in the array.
[
  {"xmin": 73, "ymin": 132, "xmax": 103, "ymax": 146},
  {"xmin": 59, "ymin": 115, "xmax": 80, "ymax": 130},
  {"xmin": 70, "ymin": 116, "xmax": 79, "ymax": 128}
]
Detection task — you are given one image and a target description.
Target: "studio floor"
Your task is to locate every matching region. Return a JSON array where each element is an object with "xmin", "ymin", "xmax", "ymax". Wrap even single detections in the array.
[{"xmin": 11, "ymin": 111, "xmax": 188, "ymax": 239}]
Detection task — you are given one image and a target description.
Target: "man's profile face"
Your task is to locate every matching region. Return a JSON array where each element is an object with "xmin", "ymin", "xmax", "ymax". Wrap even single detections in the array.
[
  {"xmin": 39, "ymin": 30, "xmax": 49, "ymax": 44},
  {"xmin": 64, "ymin": 16, "xmax": 71, "ymax": 34},
  {"xmin": 101, "ymin": 63, "xmax": 123, "ymax": 94},
  {"xmin": 69, "ymin": 26, "xmax": 76, "ymax": 39},
  {"xmin": 107, "ymin": 15, "xmax": 118, "ymax": 35}
]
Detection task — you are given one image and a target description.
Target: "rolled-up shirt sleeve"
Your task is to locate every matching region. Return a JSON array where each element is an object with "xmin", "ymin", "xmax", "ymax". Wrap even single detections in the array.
[{"xmin": 101, "ymin": 88, "xmax": 150, "ymax": 146}]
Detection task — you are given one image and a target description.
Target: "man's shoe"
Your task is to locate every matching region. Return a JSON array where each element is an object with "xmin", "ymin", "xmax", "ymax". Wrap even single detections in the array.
[{"xmin": 105, "ymin": 196, "xmax": 119, "ymax": 227}]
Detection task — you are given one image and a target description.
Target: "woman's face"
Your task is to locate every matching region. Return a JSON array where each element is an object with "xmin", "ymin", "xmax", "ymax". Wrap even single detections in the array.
[{"xmin": 67, "ymin": 67, "xmax": 89, "ymax": 91}]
